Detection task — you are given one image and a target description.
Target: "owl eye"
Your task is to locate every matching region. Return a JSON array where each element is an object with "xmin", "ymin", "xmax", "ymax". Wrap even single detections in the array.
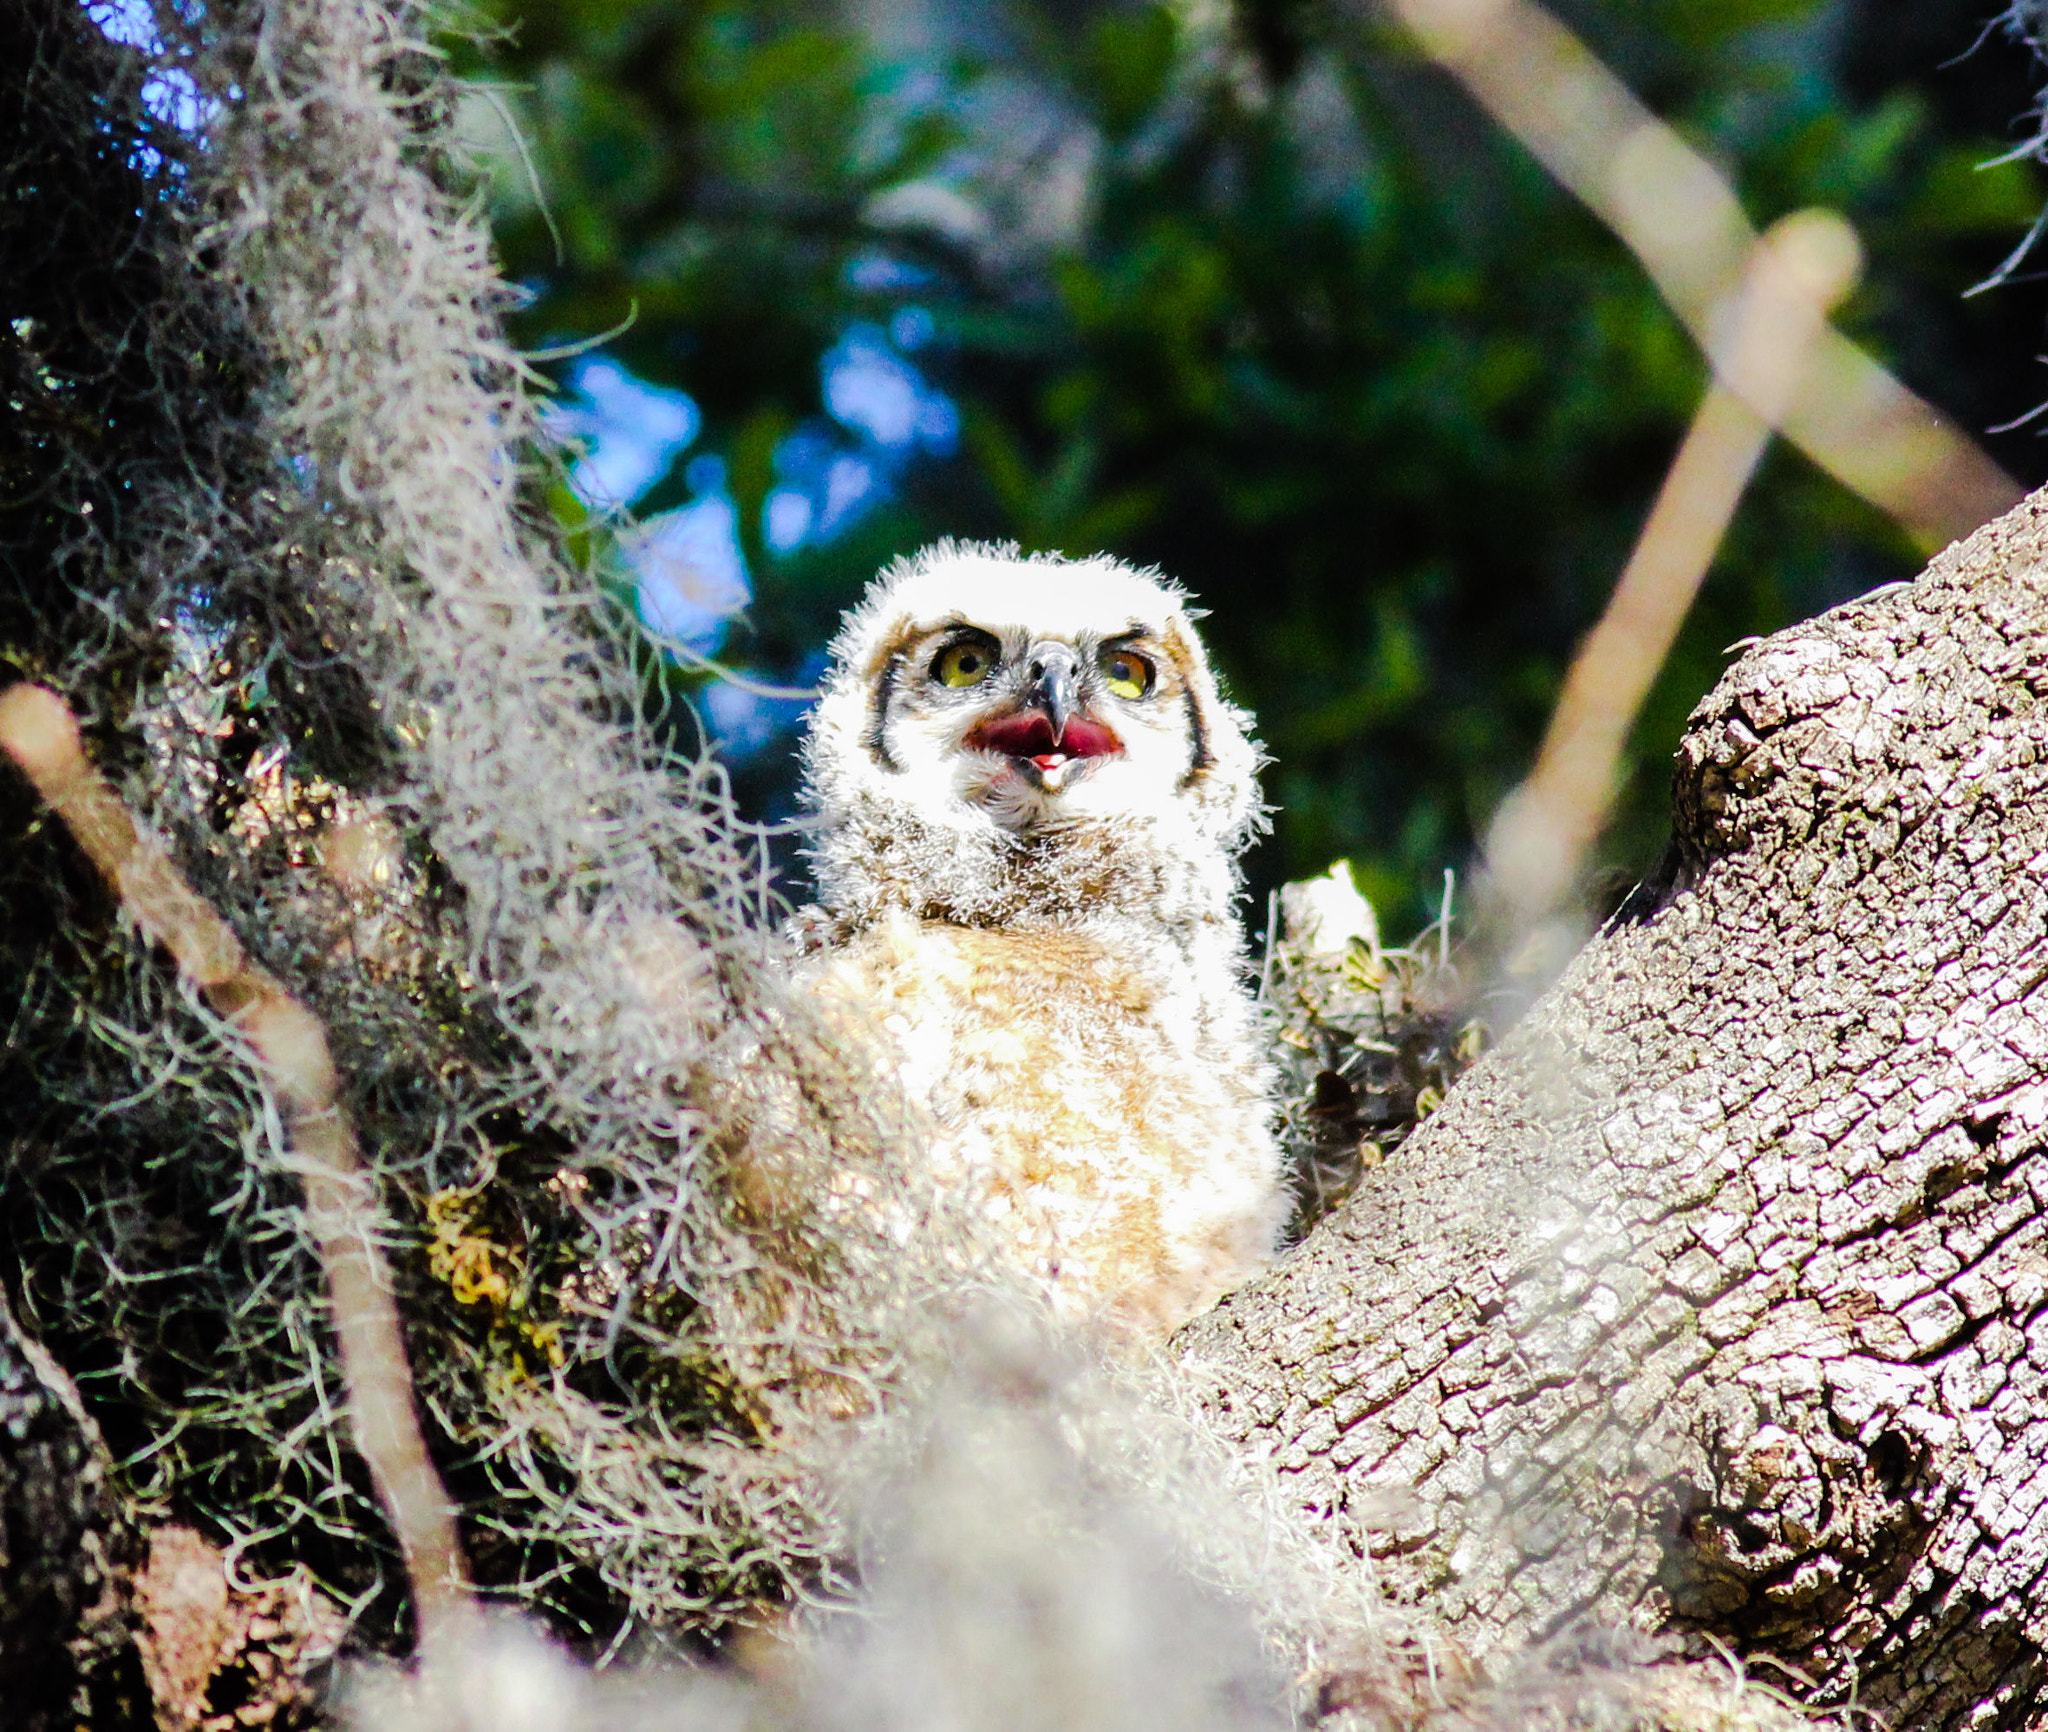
[
  {"xmin": 1099, "ymin": 648, "xmax": 1155, "ymax": 700},
  {"xmin": 932, "ymin": 639, "xmax": 997, "ymax": 689}
]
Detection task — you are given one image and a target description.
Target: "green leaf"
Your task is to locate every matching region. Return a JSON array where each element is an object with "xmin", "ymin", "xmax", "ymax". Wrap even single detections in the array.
[{"xmin": 1085, "ymin": 5, "xmax": 1178, "ymax": 141}]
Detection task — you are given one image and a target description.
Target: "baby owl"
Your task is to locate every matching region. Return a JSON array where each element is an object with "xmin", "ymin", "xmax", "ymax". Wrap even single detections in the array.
[{"xmin": 796, "ymin": 542, "xmax": 1284, "ymax": 1333}]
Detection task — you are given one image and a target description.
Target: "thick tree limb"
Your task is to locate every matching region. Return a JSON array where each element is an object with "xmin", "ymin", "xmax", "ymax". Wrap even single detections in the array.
[{"xmin": 1184, "ymin": 493, "xmax": 2048, "ymax": 1729}]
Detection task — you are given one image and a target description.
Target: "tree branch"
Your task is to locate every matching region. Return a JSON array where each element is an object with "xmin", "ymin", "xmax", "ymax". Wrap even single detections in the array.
[
  {"xmin": 0, "ymin": 683, "xmax": 473, "ymax": 1652},
  {"xmin": 1184, "ymin": 494, "xmax": 2048, "ymax": 1729}
]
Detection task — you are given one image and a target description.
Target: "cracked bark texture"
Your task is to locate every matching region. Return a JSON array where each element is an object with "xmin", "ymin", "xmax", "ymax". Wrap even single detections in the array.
[{"xmin": 1184, "ymin": 492, "xmax": 2048, "ymax": 1730}]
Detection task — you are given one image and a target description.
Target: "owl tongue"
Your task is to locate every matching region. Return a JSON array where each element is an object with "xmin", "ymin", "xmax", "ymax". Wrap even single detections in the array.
[{"xmin": 976, "ymin": 710, "xmax": 1119, "ymax": 767}]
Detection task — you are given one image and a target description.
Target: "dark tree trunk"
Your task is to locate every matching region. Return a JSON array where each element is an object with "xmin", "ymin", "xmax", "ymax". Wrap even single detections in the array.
[
  {"xmin": 0, "ymin": 1283, "xmax": 148, "ymax": 1729},
  {"xmin": 1182, "ymin": 493, "xmax": 2048, "ymax": 1729}
]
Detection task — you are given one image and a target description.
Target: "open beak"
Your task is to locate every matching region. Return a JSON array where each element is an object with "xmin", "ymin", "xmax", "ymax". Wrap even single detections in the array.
[{"xmin": 966, "ymin": 642, "xmax": 1121, "ymax": 788}]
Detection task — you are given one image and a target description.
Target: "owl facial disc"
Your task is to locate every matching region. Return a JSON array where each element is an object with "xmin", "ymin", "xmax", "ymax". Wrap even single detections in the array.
[{"xmin": 805, "ymin": 542, "xmax": 1266, "ymax": 857}]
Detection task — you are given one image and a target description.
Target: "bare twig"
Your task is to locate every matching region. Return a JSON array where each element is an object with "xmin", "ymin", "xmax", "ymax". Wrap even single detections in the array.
[
  {"xmin": 1484, "ymin": 210, "xmax": 1862, "ymax": 929},
  {"xmin": 0, "ymin": 682, "xmax": 473, "ymax": 1650},
  {"xmin": 1380, "ymin": 0, "xmax": 2023, "ymax": 553}
]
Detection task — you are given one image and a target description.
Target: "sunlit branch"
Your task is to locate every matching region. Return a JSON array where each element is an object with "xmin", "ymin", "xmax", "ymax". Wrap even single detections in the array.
[
  {"xmin": 1381, "ymin": 0, "xmax": 2023, "ymax": 553},
  {"xmin": 1484, "ymin": 211, "xmax": 1861, "ymax": 933},
  {"xmin": 0, "ymin": 682, "xmax": 474, "ymax": 1650}
]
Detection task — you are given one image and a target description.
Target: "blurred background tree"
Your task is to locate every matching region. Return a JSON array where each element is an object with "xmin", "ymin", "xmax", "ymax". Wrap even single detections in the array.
[{"xmin": 449, "ymin": 0, "xmax": 2048, "ymax": 929}]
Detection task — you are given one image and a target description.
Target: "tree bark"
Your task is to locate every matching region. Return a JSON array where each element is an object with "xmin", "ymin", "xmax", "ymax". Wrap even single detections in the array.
[
  {"xmin": 1183, "ymin": 493, "xmax": 2048, "ymax": 1729},
  {"xmin": 0, "ymin": 1283, "xmax": 148, "ymax": 1729}
]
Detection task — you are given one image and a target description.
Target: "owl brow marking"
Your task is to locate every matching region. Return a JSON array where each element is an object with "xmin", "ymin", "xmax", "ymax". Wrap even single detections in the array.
[
  {"xmin": 1181, "ymin": 689, "xmax": 1212, "ymax": 789},
  {"xmin": 1160, "ymin": 628, "xmax": 1213, "ymax": 789},
  {"xmin": 863, "ymin": 638, "xmax": 907, "ymax": 772}
]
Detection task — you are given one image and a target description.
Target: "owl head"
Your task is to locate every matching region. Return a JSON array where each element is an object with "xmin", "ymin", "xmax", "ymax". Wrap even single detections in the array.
[{"xmin": 801, "ymin": 543, "xmax": 1264, "ymax": 930}]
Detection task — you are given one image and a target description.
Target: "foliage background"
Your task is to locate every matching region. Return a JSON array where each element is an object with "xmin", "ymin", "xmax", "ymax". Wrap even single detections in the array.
[{"xmin": 449, "ymin": 0, "xmax": 2048, "ymax": 928}]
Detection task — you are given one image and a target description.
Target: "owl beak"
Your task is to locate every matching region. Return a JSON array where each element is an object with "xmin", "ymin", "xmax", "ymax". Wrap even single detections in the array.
[{"xmin": 1025, "ymin": 643, "xmax": 1081, "ymax": 741}]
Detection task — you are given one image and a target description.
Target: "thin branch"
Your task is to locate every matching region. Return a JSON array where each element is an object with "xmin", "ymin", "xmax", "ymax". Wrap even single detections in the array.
[
  {"xmin": 0, "ymin": 682, "xmax": 474, "ymax": 1650},
  {"xmin": 1483, "ymin": 210, "xmax": 1861, "ymax": 933},
  {"xmin": 1376, "ymin": 0, "xmax": 2023, "ymax": 553}
]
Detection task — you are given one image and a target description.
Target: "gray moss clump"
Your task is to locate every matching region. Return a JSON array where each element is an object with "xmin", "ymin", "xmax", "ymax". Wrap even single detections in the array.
[{"xmin": 1, "ymin": 0, "xmax": 968, "ymax": 1651}]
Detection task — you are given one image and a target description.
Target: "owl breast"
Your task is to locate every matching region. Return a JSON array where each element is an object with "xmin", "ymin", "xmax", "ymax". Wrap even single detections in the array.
[{"xmin": 811, "ymin": 908, "xmax": 1283, "ymax": 1332}]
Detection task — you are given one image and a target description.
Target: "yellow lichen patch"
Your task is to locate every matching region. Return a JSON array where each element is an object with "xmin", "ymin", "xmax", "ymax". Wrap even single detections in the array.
[{"xmin": 424, "ymin": 1188, "xmax": 564, "ymax": 1371}]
